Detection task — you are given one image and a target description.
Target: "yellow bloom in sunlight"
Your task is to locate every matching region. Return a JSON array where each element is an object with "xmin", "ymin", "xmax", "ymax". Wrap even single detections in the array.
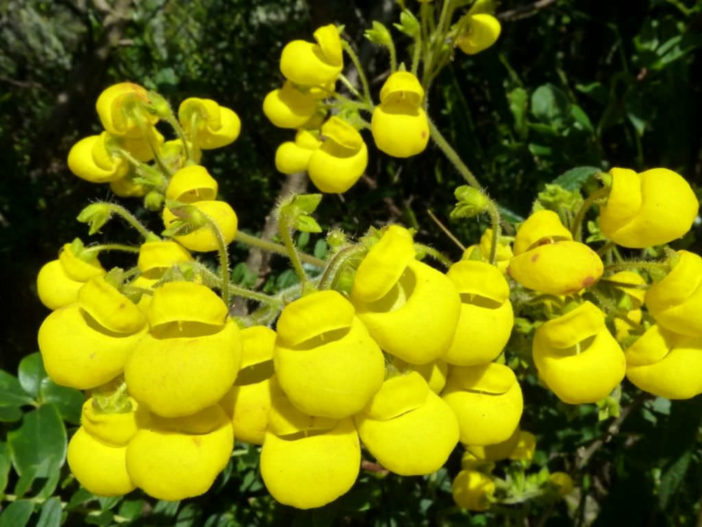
[
  {"xmin": 280, "ymin": 24, "xmax": 343, "ymax": 87},
  {"xmin": 456, "ymin": 14, "xmax": 502, "ymax": 55},
  {"xmin": 67, "ymin": 133, "xmax": 129, "ymax": 183},
  {"xmin": 263, "ymin": 81, "xmax": 318, "ymax": 129},
  {"xmin": 179, "ymin": 97, "xmax": 241, "ymax": 150},
  {"xmin": 275, "ymin": 130, "xmax": 322, "ymax": 175},
  {"xmin": 452, "ymin": 470, "xmax": 495, "ymax": 511},
  {"xmin": 96, "ymin": 82, "xmax": 157, "ymax": 138}
]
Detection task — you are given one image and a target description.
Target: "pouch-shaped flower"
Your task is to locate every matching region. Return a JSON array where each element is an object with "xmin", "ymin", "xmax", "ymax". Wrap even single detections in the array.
[
  {"xmin": 133, "ymin": 239, "xmax": 192, "ymax": 290},
  {"xmin": 125, "ymin": 281, "xmax": 242, "ymax": 417},
  {"xmin": 401, "ymin": 359, "xmax": 449, "ymax": 393},
  {"xmin": 609, "ymin": 271, "xmax": 646, "ymax": 341},
  {"xmin": 67, "ymin": 133, "xmax": 129, "ymax": 183},
  {"xmin": 117, "ymin": 125, "xmax": 164, "ymax": 163},
  {"xmin": 462, "ymin": 228, "xmax": 513, "ymax": 273},
  {"xmin": 444, "ymin": 261, "xmax": 513, "ymax": 366},
  {"xmin": 275, "ymin": 130, "xmax": 323, "ymax": 175},
  {"xmin": 645, "ymin": 251, "xmax": 702, "ymax": 336},
  {"xmin": 126, "ymin": 404, "xmax": 234, "ymax": 501},
  {"xmin": 508, "ymin": 210, "xmax": 603, "ymax": 295},
  {"xmin": 466, "ymin": 428, "xmax": 535, "ymax": 462},
  {"xmin": 67, "ymin": 397, "xmax": 147, "ymax": 497},
  {"xmin": 110, "ymin": 177, "xmax": 146, "ymax": 198},
  {"xmin": 442, "ymin": 362, "xmax": 523, "ymax": 446},
  {"xmin": 263, "ymin": 81, "xmax": 318, "ymax": 129},
  {"xmin": 260, "ymin": 393, "xmax": 360, "ymax": 509},
  {"xmin": 162, "ymin": 200, "xmax": 238, "ymax": 252},
  {"xmin": 166, "ymin": 165, "xmax": 218, "ymax": 203},
  {"xmin": 371, "ymin": 72, "xmax": 429, "ymax": 158},
  {"xmin": 220, "ymin": 325, "xmax": 277, "ymax": 445},
  {"xmin": 625, "ymin": 324, "xmax": 702, "ymax": 399},
  {"xmin": 533, "ymin": 301, "xmax": 626, "ymax": 404},
  {"xmin": 351, "ymin": 226, "xmax": 461, "ymax": 364},
  {"xmin": 354, "ymin": 372, "xmax": 459, "ymax": 475},
  {"xmin": 599, "ymin": 168, "xmax": 699, "ymax": 248},
  {"xmin": 37, "ymin": 243, "xmax": 105, "ymax": 310},
  {"xmin": 307, "ymin": 117, "xmax": 368, "ymax": 193},
  {"xmin": 280, "ymin": 24, "xmax": 343, "ymax": 87},
  {"xmin": 452, "ymin": 470, "xmax": 495, "ymax": 511},
  {"xmin": 179, "ymin": 97, "xmax": 241, "ymax": 150},
  {"xmin": 38, "ymin": 276, "xmax": 147, "ymax": 389},
  {"xmin": 456, "ymin": 13, "xmax": 501, "ymax": 55},
  {"xmin": 274, "ymin": 290, "xmax": 384, "ymax": 419},
  {"xmin": 96, "ymin": 82, "xmax": 157, "ymax": 138}
]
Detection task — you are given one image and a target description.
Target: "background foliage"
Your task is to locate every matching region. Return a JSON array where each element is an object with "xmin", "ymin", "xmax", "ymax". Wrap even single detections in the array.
[{"xmin": 0, "ymin": 0, "xmax": 701, "ymax": 525}]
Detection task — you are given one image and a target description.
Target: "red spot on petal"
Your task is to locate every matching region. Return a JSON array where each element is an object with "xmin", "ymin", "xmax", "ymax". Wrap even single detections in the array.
[
  {"xmin": 531, "ymin": 253, "xmax": 539, "ymax": 262},
  {"xmin": 582, "ymin": 276, "xmax": 596, "ymax": 288},
  {"xmin": 421, "ymin": 131, "xmax": 427, "ymax": 139}
]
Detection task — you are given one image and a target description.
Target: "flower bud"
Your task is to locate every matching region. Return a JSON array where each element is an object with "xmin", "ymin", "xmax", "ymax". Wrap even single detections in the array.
[{"xmin": 452, "ymin": 470, "xmax": 495, "ymax": 511}]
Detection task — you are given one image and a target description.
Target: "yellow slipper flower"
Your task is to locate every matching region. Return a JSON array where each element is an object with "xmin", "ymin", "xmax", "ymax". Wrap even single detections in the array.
[
  {"xmin": 442, "ymin": 362, "xmax": 523, "ymax": 446},
  {"xmin": 307, "ymin": 117, "xmax": 368, "ymax": 193},
  {"xmin": 162, "ymin": 200, "xmax": 238, "ymax": 252},
  {"xmin": 462, "ymin": 228, "xmax": 513, "ymax": 274},
  {"xmin": 280, "ymin": 24, "xmax": 343, "ymax": 87},
  {"xmin": 456, "ymin": 13, "xmax": 502, "ymax": 55},
  {"xmin": 645, "ymin": 250, "xmax": 702, "ymax": 336},
  {"xmin": 260, "ymin": 392, "xmax": 360, "ymax": 509},
  {"xmin": 125, "ymin": 281, "xmax": 242, "ymax": 417},
  {"xmin": 466, "ymin": 428, "xmax": 536, "ymax": 462},
  {"xmin": 371, "ymin": 72, "xmax": 429, "ymax": 158},
  {"xmin": 452, "ymin": 470, "xmax": 495, "ymax": 511},
  {"xmin": 351, "ymin": 226, "xmax": 461, "ymax": 364},
  {"xmin": 126, "ymin": 404, "xmax": 233, "ymax": 501},
  {"xmin": 533, "ymin": 302, "xmax": 626, "ymax": 404},
  {"xmin": 179, "ymin": 97, "xmax": 241, "ymax": 150},
  {"xmin": 67, "ymin": 133, "xmax": 129, "ymax": 183},
  {"xmin": 599, "ymin": 168, "xmax": 699, "ymax": 248},
  {"xmin": 96, "ymin": 82, "xmax": 157, "ymax": 138},
  {"xmin": 274, "ymin": 290, "xmax": 385, "ymax": 419},
  {"xmin": 444, "ymin": 260, "xmax": 513, "ymax": 366},
  {"xmin": 275, "ymin": 130, "xmax": 322, "ymax": 175},
  {"xmin": 354, "ymin": 372, "xmax": 459, "ymax": 475},
  {"xmin": 263, "ymin": 81, "xmax": 318, "ymax": 129},
  {"xmin": 625, "ymin": 324, "xmax": 702, "ymax": 399},
  {"xmin": 220, "ymin": 325, "xmax": 277, "ymax": 445},
  {"xmin": 166, "ymin": 165, "xmax": 218, "ymax": 203}
]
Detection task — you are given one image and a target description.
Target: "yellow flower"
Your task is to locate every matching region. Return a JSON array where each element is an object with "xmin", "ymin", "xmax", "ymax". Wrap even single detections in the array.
[
  {"xmin": 371, "ymin": 71, "xmax": 429, "ymax": 158},
  {"xmin": 354, "ymin": 372, "xmax": 459, "ymax": 475},
  {"xmin": 280, "ymin": 24, "xmax": 343, "ymax": 87},
  {"xmin": 36, "ymin": 243, "xmax": 105, "ymax": 310},
  {"xmin": 533, "ymin": 301, "xmax": 626, "ymax": 404},
  {"xmin": 166, "ymin": 165, "xmax": 219, "ymax": 203},
  {"xmin": 275, "ymin": 130, "xmax": 322, "ymax": 175},
  {"xmin": 274, "ymin": 290, "xmax": 385, "ymax": 419},
  {"xmin": 126, "ymin": 405, "xmax": 233, "ymax": 500},
  {"xmin": 220, "ymin": 326, "xmax": 277, "ymax": 445},
  {"xmin": 263, "ymin": 81, "xmax": 318, "ymax": 129},
  {"xmin": 67, "ymin": 397, "xmax": 147, "ymax": 497},
  {"xmin": 162, "ymin": 200, "xmax": 238, "ymax": 252},
  {"xmin": 351, "ymin": 225, "xmax": 461, "ymax": 364},
  {"xmin": 109, "ymin": 177, "xmax": 147, "ymax": 198},
  {"xmin": 179, "ymin": 97, "xmax": 241, "ymax": 150},
  {"xmin": 38, "ymin": 276, "xmax": 147, "ymax": 389},
  {"xmin": 442, "ymin": 362, "xmax": 523, "ymax": 446},
  {"xmin": 625, "ymin": 324, "xmax": 702, "ymax": 400},
  {"xmin": 645, "ymin": 250, "xmax": 702, "ymax": 336},
  {"xmin": 508, "ymin": 210, "xmax": 603, "ymax": 295},
  {"xmin": 548, "ymin": 472, "xmax": 575, "ymax": 496},
  {"xmin": 307, "ymin": 117, "xmax": 368, "ymax": 193},
  {"xmin": 67, "ymin": 133, "xmax": 129, "ymax": 183},
  {"xmin": 599, "ymin": 168, "xmax": 699, "ymax": 248},
  {"xmin": 96, "ymin": 82, "xmax": 157, "ymax": 138},
  {"xmin": 466, "ymin": 429, "xmax": 536, "ymax": 462},
  {"xmin": 444, "ymin": 260, "xmax": 513, "ymax": 366},
  {"xmin": 260, "ymin": 392, "xmax": 360, "ymax": 509},
  {"xmin": 399, "ymin": 359, "xmax": 449, "ymax": 393},
  {"xmin": 125, "ymin": 281, "xmax": 242, "ymax": 417},
  {"xmin": 456, "ymin": 14, "xmax": 501, "ymax": 55},
  {"xmin": 452, "ymin": 470, "xmax": 495, "ymax": 511},
  {"xmin": 132, "ymin": 239, "xmax": 192, "ymax": 291},
  {"xmin": 116, "ymin": 125, "xmax": 164, "ymax": 162},
  {"xmin": 462, "ymin": 228, "xmax": 513, "ymax": 273}
]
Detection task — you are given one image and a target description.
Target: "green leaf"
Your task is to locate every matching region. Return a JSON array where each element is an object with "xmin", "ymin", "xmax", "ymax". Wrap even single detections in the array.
[
  {"xmin": 0, "ymin": 442, "xmax": 10, "ymax": 495},
  {"xmin": 393, "ymin": 9, "xmax": 420, "ymax": 37},
  {"xmin": 39, "ymin": 379, "xmax": 84, "ymax": 425},
  {"xmin": 175, "ymin": 503, "xmax": 202, "ymax": 527},
  {"xmin": 18, "ymin": 353, "xmax": 46, "ymax": 400},
  {"xmin": 295, "ymin": 215, "xmax": 322, "ymax": 233},
  {"xmin": 570, "ymin": 104, "xmax": 594, "ymax": 133},
  {"xmin": 507, "ymin": 87, "xmax": 528, "ymax": 138},
  {"xmin": 153, "ymin": 500, "xmax": 180, "ymax": 517},
  {"xmin": 531, "ymin": 84, "xmax": 570, "ymax": 126},
  {"xmin": 364, "ymin": 21, "xmax": 393, "ymax": 46},
  {"xmin": 36, "ymin": 497, "xmax": 62, "ymax": 527},
  {"xmin": 117, "ymin": 499, "xmax": 145, "ymax": 521},
  {"xmin": 0, "ymin": 500, "xmax": 34, "ymax": 527},
  {"xmin": 659, "ymin": 449, "xmax": 692, "ymax": 509},
  {"xmin": 76, "ymin": 203, "xmax": 112, "ymax": 235},
  {"xmin": 551, "ymin": 166, "xmax": 601, "ymax": 191},
  {"xmin": 0, "ymin": 371, "xmax": 34, "ymax": 407},
  {"xmin": 313, "ymin": 239, "xmax": 328, "ymax": 260},
  {"xmin": 0, "ymin": 406, "xmax": 23, "ymax": 423},
  {"xmin": 291, "ymin": 194, "xmax": 322, "ymax": 214},
  {"xmin": 8, "ymin": 405, "xmax": 66, "ymax": 497}
]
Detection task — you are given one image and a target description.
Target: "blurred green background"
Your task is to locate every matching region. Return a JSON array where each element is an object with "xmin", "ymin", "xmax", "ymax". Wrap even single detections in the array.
[{"xmin": 0, "ymin": 1, "xmax": 701, "ymax": 524}]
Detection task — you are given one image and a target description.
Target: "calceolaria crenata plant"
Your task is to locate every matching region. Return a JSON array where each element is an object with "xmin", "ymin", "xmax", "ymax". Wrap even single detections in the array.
[{"xmin": 29, "ymin": 0, "xmax": 701, "ymax": 516}]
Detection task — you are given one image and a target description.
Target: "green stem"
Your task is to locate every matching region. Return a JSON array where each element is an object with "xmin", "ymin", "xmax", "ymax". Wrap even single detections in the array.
[
  {"xmin": 411, "ymin": 31, "xmax": 423, "ymax": 76},
  {"xmin": 339, "ymin": 74, "xmax": 363, "ymax": 101},
  {"xmin": 234, "ymin": 231, "xmax": 325, "ymax": 267},
  {"xmin": 342, "ymin": 41, "xmax": 374, "ymax": 103},
  {"xmin": 87, "ymin": 243, "xmax": 140, "ymax": 254},
  {"xmin": 318, "ymin": 244, "xmax": 367, "ymax": 290},
  {"xmin": 427, "ymin": 117, "xmax": 502, "ymax": 264},
  {"xmin": 415, "ymin": 243, "xmax": 453, "ymax": 268},
  {"xmin": 278, "ymin": 212, "xmax": 311, "ymax": 290},
  {"xmin": 134, "ymin": 111, "xmax": 173, "ymax": 177},
  {"xmin": 572, "ymin": 186, "xmax": 609, "ymax": 242},
  {"xmin": 604, "ymin": 261, "xmax": 669, "ymax": 273},
  {"xmin": 164, "ymin": 113, "xmax": 193, "ymax": 162},
  {"xmin": 199, "ymin": 211, "xmax": 231, "ymax": 306},
  {"xmin": 194, "ymin": 263, "xmax": 283, "ymax": 308},
  {"xmin": 105, "ymin": 203, "xmax": 159, "ymax": 241},
  {"xmin": 427, "ymin": 208, "xmax": 466, "ymax": 251}
]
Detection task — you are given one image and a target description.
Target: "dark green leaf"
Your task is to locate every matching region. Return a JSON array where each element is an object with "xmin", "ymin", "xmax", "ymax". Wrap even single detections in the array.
[
  {"xmin": 36, "ymin": 497, "xmax": 62, "ymax": 527},
  {"xmin": 153, "ymin": 500, "xmax": 180, "ymax": 517},
  {"xmin": 117, "ymin": 499, "xmax": 144, "ymax": 520},
  {"xmin": 0, "ymin": 371, "xmax": 34, "ymax": 407},
  {"xmin": 97, "ymin": 496, "xmax": 121, "ymax": 510},
  {"xmin": 313, "ymin": 239, "xmax": 328, "ymax": 260},
  {"xmin": 0, "ymin": 406, "xmax": 23, "ymax": 423},
  {"xmin": 551, "ymin": 166, "xmax": 601, "ymax": 191},
  {"xmin": 7, "ymin": 405, "xmax": 66, "ymax": 497},
  {"xmin": 175, "ymin": 503, "xmax": 202, "ymax": 527},
  {"xmin": 570, "ymin": 105, "xmax": 594, "ymax": 133},
  {"xmin": 0, "ymin": 500, "xmax": 34, "ymax": 527},
  {"xmin": 507, "ymin": 87, "xmax": 528, "ymax": 138},
  {"xmin": 85, "ymin": 510, "xmax": 113, "ymax": 526},
  {"xmin": 0, "ymin": 442, "xmax": 11, "ymax": 495},
  {"xmin": 39, "ymin": 379, "xmax": 83, "ymax": 425},
  {"xmin": 531, "ymin": 84, "xmax": 570, "ymax": 126},
  {"xmin": 659, "ymin": 449, "xmax": 692, "ymax": 509},
  {"xmin": 18, "ymin": 353, "xmax": 46, "ymax": 399}
]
